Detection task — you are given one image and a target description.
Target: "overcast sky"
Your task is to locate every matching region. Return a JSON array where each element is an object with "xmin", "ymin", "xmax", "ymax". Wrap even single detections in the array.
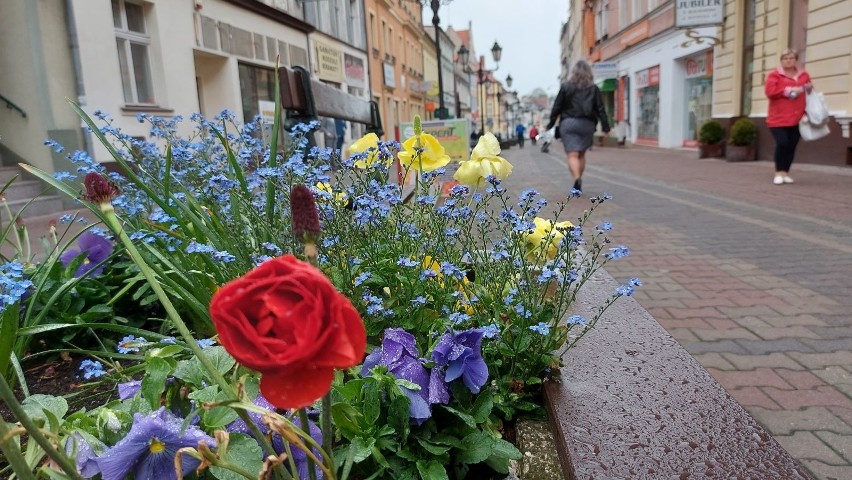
[{"xmin": 424, "ymin": 0, "xmax": 568, "ymax": 97}]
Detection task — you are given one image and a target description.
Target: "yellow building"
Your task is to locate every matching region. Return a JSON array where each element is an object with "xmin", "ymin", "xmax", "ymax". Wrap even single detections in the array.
[
  {"xmin": 713, "ymin": 0, "xmax": 852, "ymax": 166},
  {"xmin": 364, "ymin": 0, "xmax": 424, "ymax": 140}
]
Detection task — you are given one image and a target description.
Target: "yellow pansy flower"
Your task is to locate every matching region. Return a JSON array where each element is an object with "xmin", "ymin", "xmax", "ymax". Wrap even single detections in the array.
[
  {"xmin": 397, "ymin": 133, "xmax": 451, "ymax": 172},
  {"xmin": 315, "ymin": 182, "xmax": 347, "ymax": 205},
  {"xmin": 349, "ymin": 133, "xmax": 381, "ymax": 168},
  {"xmin": 454, "ymin": 133, "xmax": 513, "ymax": 187},
  {"xmin": 523, "ymin": 217, "xmax": 574, "ymax": 263}
]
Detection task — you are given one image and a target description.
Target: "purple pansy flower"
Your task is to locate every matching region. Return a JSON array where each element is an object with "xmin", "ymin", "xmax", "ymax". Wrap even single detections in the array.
[
  {"xmin": 226, "ymin": 395, "xmax": 324, "ymax": 479},
  {"xmin": 117, "ymin": 380, "xmax": 142, "ymax": 401},
  {"xmin": 65, "ymin": 432, "xmax": 101, "ymax": 478},
  {"xmin": 94, "ymin": 408, "xmax": 215, "ymax": 480},
  {"xmin": 60, "ymin": 231, "xmax": 113, "ymax": 278},
  {"xmin": 361, "ymin": 328, "xmax": 448, "ymax": 424},
  {"xmin": 432, "ymin": 329, "xmax": 489, "ymax": 394}
]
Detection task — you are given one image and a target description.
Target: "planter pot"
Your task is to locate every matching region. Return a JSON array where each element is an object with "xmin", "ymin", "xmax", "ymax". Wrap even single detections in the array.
[
  {"xmin": 725, "ymin": 144, "xmax": 755, "ymax": 162},
  {"xmin": 698, "ymin": 142, "xmax": 725, "ymax": 159}
]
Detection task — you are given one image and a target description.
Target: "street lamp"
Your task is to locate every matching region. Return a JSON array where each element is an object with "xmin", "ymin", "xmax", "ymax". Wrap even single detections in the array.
[
  {"xmin": 458, "ymin": 41, "xmax": 507, "ymax": 135},
  {"xmin": 429, "ymin": 0, "xmax": 451, "ymax": 119}
]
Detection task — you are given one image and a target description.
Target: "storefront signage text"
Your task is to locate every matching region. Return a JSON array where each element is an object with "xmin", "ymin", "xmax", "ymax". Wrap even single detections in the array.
[
  {"xmin": 676, "ymin": 0, "xmax": 724, "ymax": 27},
  {"xmin": 685, "ymin": 50, "xmax": 714, "ymax": 78},
  {"xmin": 593, "ymin": 61, "xmax": 620, "ymax": 80},
  {"xmin": 635, "ymin": 66, "xmax": 660, "ymax": 89},
  {"xmin": 315, "ymin": 41, "xmax": 343, "ymax": 83},
  {"xmin": 344, "ymin": 53, "xmax": 366, "ymax": 88},
  {"xmin": 383, "ymin": 62, "xmax": 395, "ymax": 88}
]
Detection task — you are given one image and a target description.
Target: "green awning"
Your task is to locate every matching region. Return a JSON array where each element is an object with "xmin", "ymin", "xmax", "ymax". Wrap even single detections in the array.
[{"xmin": 596, "ymin": 78, "xmax": 617, "ymax": 92}]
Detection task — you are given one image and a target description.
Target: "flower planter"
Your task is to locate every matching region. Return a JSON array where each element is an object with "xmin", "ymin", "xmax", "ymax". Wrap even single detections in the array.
[
  {"xmin": 698, "ymin": 142, "xmax": 725, "ymax": 159},
  {"xmin": 725, "ymin": 144, "xmax": 755, "ymax": 162}
]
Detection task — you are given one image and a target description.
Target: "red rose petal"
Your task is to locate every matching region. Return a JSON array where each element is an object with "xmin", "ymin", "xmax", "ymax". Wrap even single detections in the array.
[{"xmin": 260, "ymin": 367, "xmax": 335, "ymax": 409}]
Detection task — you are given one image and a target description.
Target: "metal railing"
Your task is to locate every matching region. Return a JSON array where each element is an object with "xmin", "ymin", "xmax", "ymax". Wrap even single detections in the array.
[{"xmin": 0, "ymin": 93, "xmax": 27, "ymax": 119}]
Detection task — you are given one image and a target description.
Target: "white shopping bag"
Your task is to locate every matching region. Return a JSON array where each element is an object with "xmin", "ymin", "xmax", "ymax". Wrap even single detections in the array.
[
  {"xmin": 805, "ymin": 91, "xmax": 830, "ymax": 126},
  {"xmin": 799, "ymin": 115, "xmax": 830, "ymax": 141}
]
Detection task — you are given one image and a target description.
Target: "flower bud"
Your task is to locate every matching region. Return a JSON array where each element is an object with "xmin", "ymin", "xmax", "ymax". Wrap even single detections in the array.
[
  {"xmin": 290, "ymin": 184, "xmax": 321, "ymax": 244},
  {"xmin": 82, "ymin": 172, "xmax": 120, "ymax": 204}
]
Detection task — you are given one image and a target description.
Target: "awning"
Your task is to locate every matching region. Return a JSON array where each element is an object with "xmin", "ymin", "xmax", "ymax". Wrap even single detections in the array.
[{"xmin": 596, "ymin": 78, "xmax": 617, "ymax": 92}]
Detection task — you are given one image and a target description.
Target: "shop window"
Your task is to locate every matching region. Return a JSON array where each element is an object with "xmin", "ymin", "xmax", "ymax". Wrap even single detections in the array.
[
  {"xmin": 636, "ymin": 66, "xmax": 660, "ymax": 142},
  {"xmin": 238, "ymin": 63, "xmax": 275, "ymax": 123},
  {"xmin": 112, "ymin": 0, "xmax": 156, "ymax": 105}
]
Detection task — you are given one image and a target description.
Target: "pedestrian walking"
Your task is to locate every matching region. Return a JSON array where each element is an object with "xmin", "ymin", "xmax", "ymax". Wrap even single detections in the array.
[
  {"xmin": 529, "ymin": 125, "xmax": 539, "ymax": 145},
  {"xmin": 334, "ymin": 118, "xmax": 347, "ymax": 152},
  {"xmin": 515, "ymin": 123, "xmax": 526, "ymax": 148},
  {"xmin": 546, "ymin": 60, "xmax": 610, "ymax": 194},
  {"xmin": 765, "ymin": 48, "xmax": 812, "ymax": 185}
]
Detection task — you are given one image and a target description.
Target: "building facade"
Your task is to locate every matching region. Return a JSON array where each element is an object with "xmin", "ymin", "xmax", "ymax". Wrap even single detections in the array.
[{"xmin": 713, "ymin": 0, "xmax": 852, "ymax": 166}]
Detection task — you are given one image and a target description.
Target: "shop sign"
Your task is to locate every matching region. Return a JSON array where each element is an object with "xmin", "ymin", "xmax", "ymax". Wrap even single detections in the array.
[
  {"xmin": 315, "ymin": 41, "xmax": 343, "ymax": 83},
  {"xmin": 593, "ymin": 62, "xmax": 619, "ymax": 80},
  {"xmin": 685, "ymin": 50, "xmax": 714, "ymax": 78},
  {"xmin": 635, "ymin": 66, "xmax": 660, "ymax": 88},
  {"xmin": 399, "ymin": 118, "xmax": 471, "ymax": 195},
  {"xmin": 344, "ymin": 53, "xmax": 366, "ymax": 88},
  {"xmin": 258, "ymin": 100, "xmax": 275, "ymax": 124},
  {"xmin": 383, "ymin": 62, "xmax": 395, "ymax": 88},
  {"xmin": 620, "ymin": 22, "xmax": 649, "ymax": 47},
  {"xmin": 676, "ymin": 0, "xmax": 724, "ymax": 28}
]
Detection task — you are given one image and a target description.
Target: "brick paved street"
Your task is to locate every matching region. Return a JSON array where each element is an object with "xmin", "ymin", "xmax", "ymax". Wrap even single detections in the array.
[{"xmin": 499, "ymin": 141, "xmax": 852, "ymax": 480}]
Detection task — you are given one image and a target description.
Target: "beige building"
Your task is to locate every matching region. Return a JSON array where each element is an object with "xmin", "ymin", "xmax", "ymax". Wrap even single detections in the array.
[{"xmin": 713, "ymin": 0, "xmax": 852, "ymax": 166}]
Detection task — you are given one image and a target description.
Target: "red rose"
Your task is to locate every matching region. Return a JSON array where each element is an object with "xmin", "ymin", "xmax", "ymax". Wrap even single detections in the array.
[{"xmin": 210, "ymin": 254, "xmax": 366, "ymax": 408}]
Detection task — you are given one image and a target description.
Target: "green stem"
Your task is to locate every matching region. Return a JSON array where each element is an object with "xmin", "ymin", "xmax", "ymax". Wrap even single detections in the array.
[
  {"xmin": 0, "ymin": 373, "xmax": 82, "ymax": 480},
  {"xmin": 98, "ymin": 202, "xmax": 288, "ymax": 479},
  {"xmin": 0, "ymin": 418, "xmax": 36, "ymax": 480},
  {"xmin": 321, "ymin": 392, "xmax": 333, "ymax": 471},
  {"xmin": 298, "ymin": 409, "xmax": 318, "ymax": 480}
]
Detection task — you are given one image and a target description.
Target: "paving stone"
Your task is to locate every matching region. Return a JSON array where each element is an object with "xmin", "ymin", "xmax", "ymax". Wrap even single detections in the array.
[
  {"xmin": 761, "ymin": 314, "xmax": 829, "ymax": 328},
  {"xmin": 704, "ymin": 318, "xmax": 741, "ymax": 329},
  {"xmin": 815, "ymin": 432, "xmax": 852, "ymax": 463},
  {"xmin": 747, "ymin": 406, "xmax": 852, "ymax": 435},
  {"xmin": 667, "ymin": 327, "xmax": 699, "ymax": 342},
  {"xmin": 789, "ymin": 351, "xmax": 852, "ymax": 369},
  {"xmin": 729, "ymin": 387, "xmax": 782, "ymax": 410},
  {"xmin": 680, "ymin": 339, "xmax": 749, "ymax": 355},
  {"xmin": 776, "ymin": 369, "xmax": 828, "ymax": 390},
  {"xmin": 750, "ymin": 325, "xmax": 823, "ymax": 340},
  {"xmin": 691, "ymin": 352, "xmax": 736, "ymax": 370},
  {"xmin": 814, "ymin": 366, "xmax": 852, "ymax": 385},
  {"xmin": 801, "ymin": 338, "xmax": 852, "ymax": 353},
  {"xmin": 827, "ymin": 407, "xmax": 852, "ymax": 427},
  {"xmin": 692, "ymin": 327, "xmax": 761, "ymax": 341},
  {"xmin": 735, "ymin": 338, "xmax": 815, "ymax": 355},
  {"xmin": 764, "ymin": 386, "xmax": 852, "ymax": 410},
  {"xmin": 664, "ymin": 306, "xmax": 726, "ymax": 319},
  {"xmin": 733, "ymin": 316, "xmax": 774, "ymax": 329},
  {"xmin": 810, "ymin": 326, "xmax": 852, "ymax": 339},
  {"xmin": 722, "ymin": 352, "xmax": 805, "ymax": 370},
  {"xmin": 801, "ymin": 461, "xmax": 852, "ymax": 480},
  {"xmin": 706, "ymin": 368, "xmax": 793, "ymax": 390},
  {"xmin": 775, "ymin": 431, "xmax": 846, "ymax": 464},
  {"xmin": 718, "ymin": 305, "xmax": 784, "ymax": 317}
]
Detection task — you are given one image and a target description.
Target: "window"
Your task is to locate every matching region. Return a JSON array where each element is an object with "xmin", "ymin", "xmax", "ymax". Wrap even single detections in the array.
[
  {"xmin": 648, "ymin": 0, "xmax": 658, "ymax": 11},
  {"xmin": 238, "ymin": 63, "xmax": 275, "ymax": 122},
  {"xmin": 619, "ymin": 0, "xmax": 628, "ymax": 28},
  {"xmin": 112, "ymin": 0, "xmax": 155, "ymax": 104},
  {"xmin": 369, "ymin": 12, "xmax": 377, "ymax": 47},
  {"xmin": 632, "ymin": 0, "xmax": 642, "ymax": 22}
]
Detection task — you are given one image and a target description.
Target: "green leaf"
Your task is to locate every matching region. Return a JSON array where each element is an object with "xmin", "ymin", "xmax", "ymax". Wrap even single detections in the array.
[
  {"xmin": 363, "ymin": 381, "xmax": 381, "ymax": 426},
  {"xmin": 147, "ymin": 345, "xmax": 185, "ymax": 358},
  {"xmin": 349, "ymin": 436, "xmax": 375, "ymax": 463},
  {"xmin": 332, "ymin": 403, "xmax": 364, "ymax": 438},
  {"xmin": 490, "ymin": 438, "xmax": 522, "ymax": 460},
  {"xmin": 203, "ymin": 346, "xmax": 236, "ymax": 375},
  {"xmin": 21, "ymin": 395, "xmax": 68, "ymax": 424},
  {"xmin": 141, "ymin": 357, "xmax": 171, "ymax": 410},
  {"xmin": 388, "ymin": 394, "xmax": 410, "ymax": 443},
  {"xmin": 484, "ymin": 455, "xmax": 511, "ymax": 474},
  {"xmin": 471, "ymin": 391, "xmax": 493, "ymax": 424},
  {"xmin": 416, "ymin": 460, "xmax": 449, "ymax": 480},
  {"xmin": 455, "ymin": 431, "xmax": 495, "ymax": 465},
  {"xmin": 439, "ymin": 405, "xmax": 476, "ymax": 429},
  {"xmin": 415, "ymin": 438, "xmax": 451, "ymax": 456},
  {"xmin": 395, "ymin": 378, "xmax": 421, "ymax": 391},
  {"xmin": 173, "ymin": 359, "xmax": 205, "ymax": 387},
  {"xmin": 209, "ymin": 433, "xmax": 263, "ymax": 480}
]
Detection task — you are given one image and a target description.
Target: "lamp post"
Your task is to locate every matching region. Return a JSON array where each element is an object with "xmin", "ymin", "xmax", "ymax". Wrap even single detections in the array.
[
  {"xmin": 429, "ymin": 0, "xmax": 450, "ymax": 119},
  {"xmin": 458, "ymin": 42, "xmax": 507, "ymax": 135}
]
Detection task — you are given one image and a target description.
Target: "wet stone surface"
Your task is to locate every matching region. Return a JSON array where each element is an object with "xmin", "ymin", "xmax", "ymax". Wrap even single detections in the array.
[{"xmin": 544, "ymin": 271, "xmax": 812, "ymax": 479}]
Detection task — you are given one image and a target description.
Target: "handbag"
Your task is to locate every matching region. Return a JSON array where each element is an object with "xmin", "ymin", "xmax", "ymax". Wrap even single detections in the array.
[
  {"xmin": 805, "ymin": 91, "xmax": 830, "ymax": 126},
  {"xmin": 799, "ymin": 115, "xmax": 830, "ymax": 141}
]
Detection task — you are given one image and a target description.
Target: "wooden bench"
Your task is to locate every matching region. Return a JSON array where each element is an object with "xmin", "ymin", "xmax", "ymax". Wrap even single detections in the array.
[{"xmin": 278, "ymin": 66, "xmax": 383, "ymax": 140}]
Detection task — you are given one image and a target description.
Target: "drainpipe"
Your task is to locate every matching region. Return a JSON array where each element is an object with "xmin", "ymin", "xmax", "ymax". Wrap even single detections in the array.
[{"xmin": 64, "ymin": 0, "xmax": 92, "ymax": 156}]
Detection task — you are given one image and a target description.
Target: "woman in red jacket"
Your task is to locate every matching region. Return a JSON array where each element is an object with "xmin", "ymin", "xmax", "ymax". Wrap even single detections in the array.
[{"xmin": 765, "ymin": 49, "xmax": 812, "ymax": 185}]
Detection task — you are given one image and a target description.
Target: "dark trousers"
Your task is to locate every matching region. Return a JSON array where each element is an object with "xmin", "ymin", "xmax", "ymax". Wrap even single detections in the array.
[{"xmin": 770, "ymin": 126, "xmax": 801, "ymax": 172}]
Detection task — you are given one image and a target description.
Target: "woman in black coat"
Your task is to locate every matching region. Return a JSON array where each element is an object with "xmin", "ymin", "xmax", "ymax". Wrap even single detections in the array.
[{"xmin": 546, "ymin": 60, "xmax": 610, "ymax": 194}]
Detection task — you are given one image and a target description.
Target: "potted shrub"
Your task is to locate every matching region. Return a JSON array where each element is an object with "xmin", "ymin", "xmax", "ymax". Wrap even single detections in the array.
[
  {"xmin": 726, "ymin": 117, "xmax": 758, "ymax": 162},
  {"xmin": 698, "ymin": 120, "xmax": 725, "ymax": 158}
]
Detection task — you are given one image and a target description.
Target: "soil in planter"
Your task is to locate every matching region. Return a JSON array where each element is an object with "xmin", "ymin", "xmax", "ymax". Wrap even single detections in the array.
[{"xmin": 0, "ymin": 354, "xmax": 117, "ymax": 422}]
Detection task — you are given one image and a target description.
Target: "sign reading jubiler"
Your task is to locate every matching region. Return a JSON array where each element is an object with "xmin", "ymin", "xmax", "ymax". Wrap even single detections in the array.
[{"xmin": 675, "ymin": 0, "xmax": 724, "ymax": 27}]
